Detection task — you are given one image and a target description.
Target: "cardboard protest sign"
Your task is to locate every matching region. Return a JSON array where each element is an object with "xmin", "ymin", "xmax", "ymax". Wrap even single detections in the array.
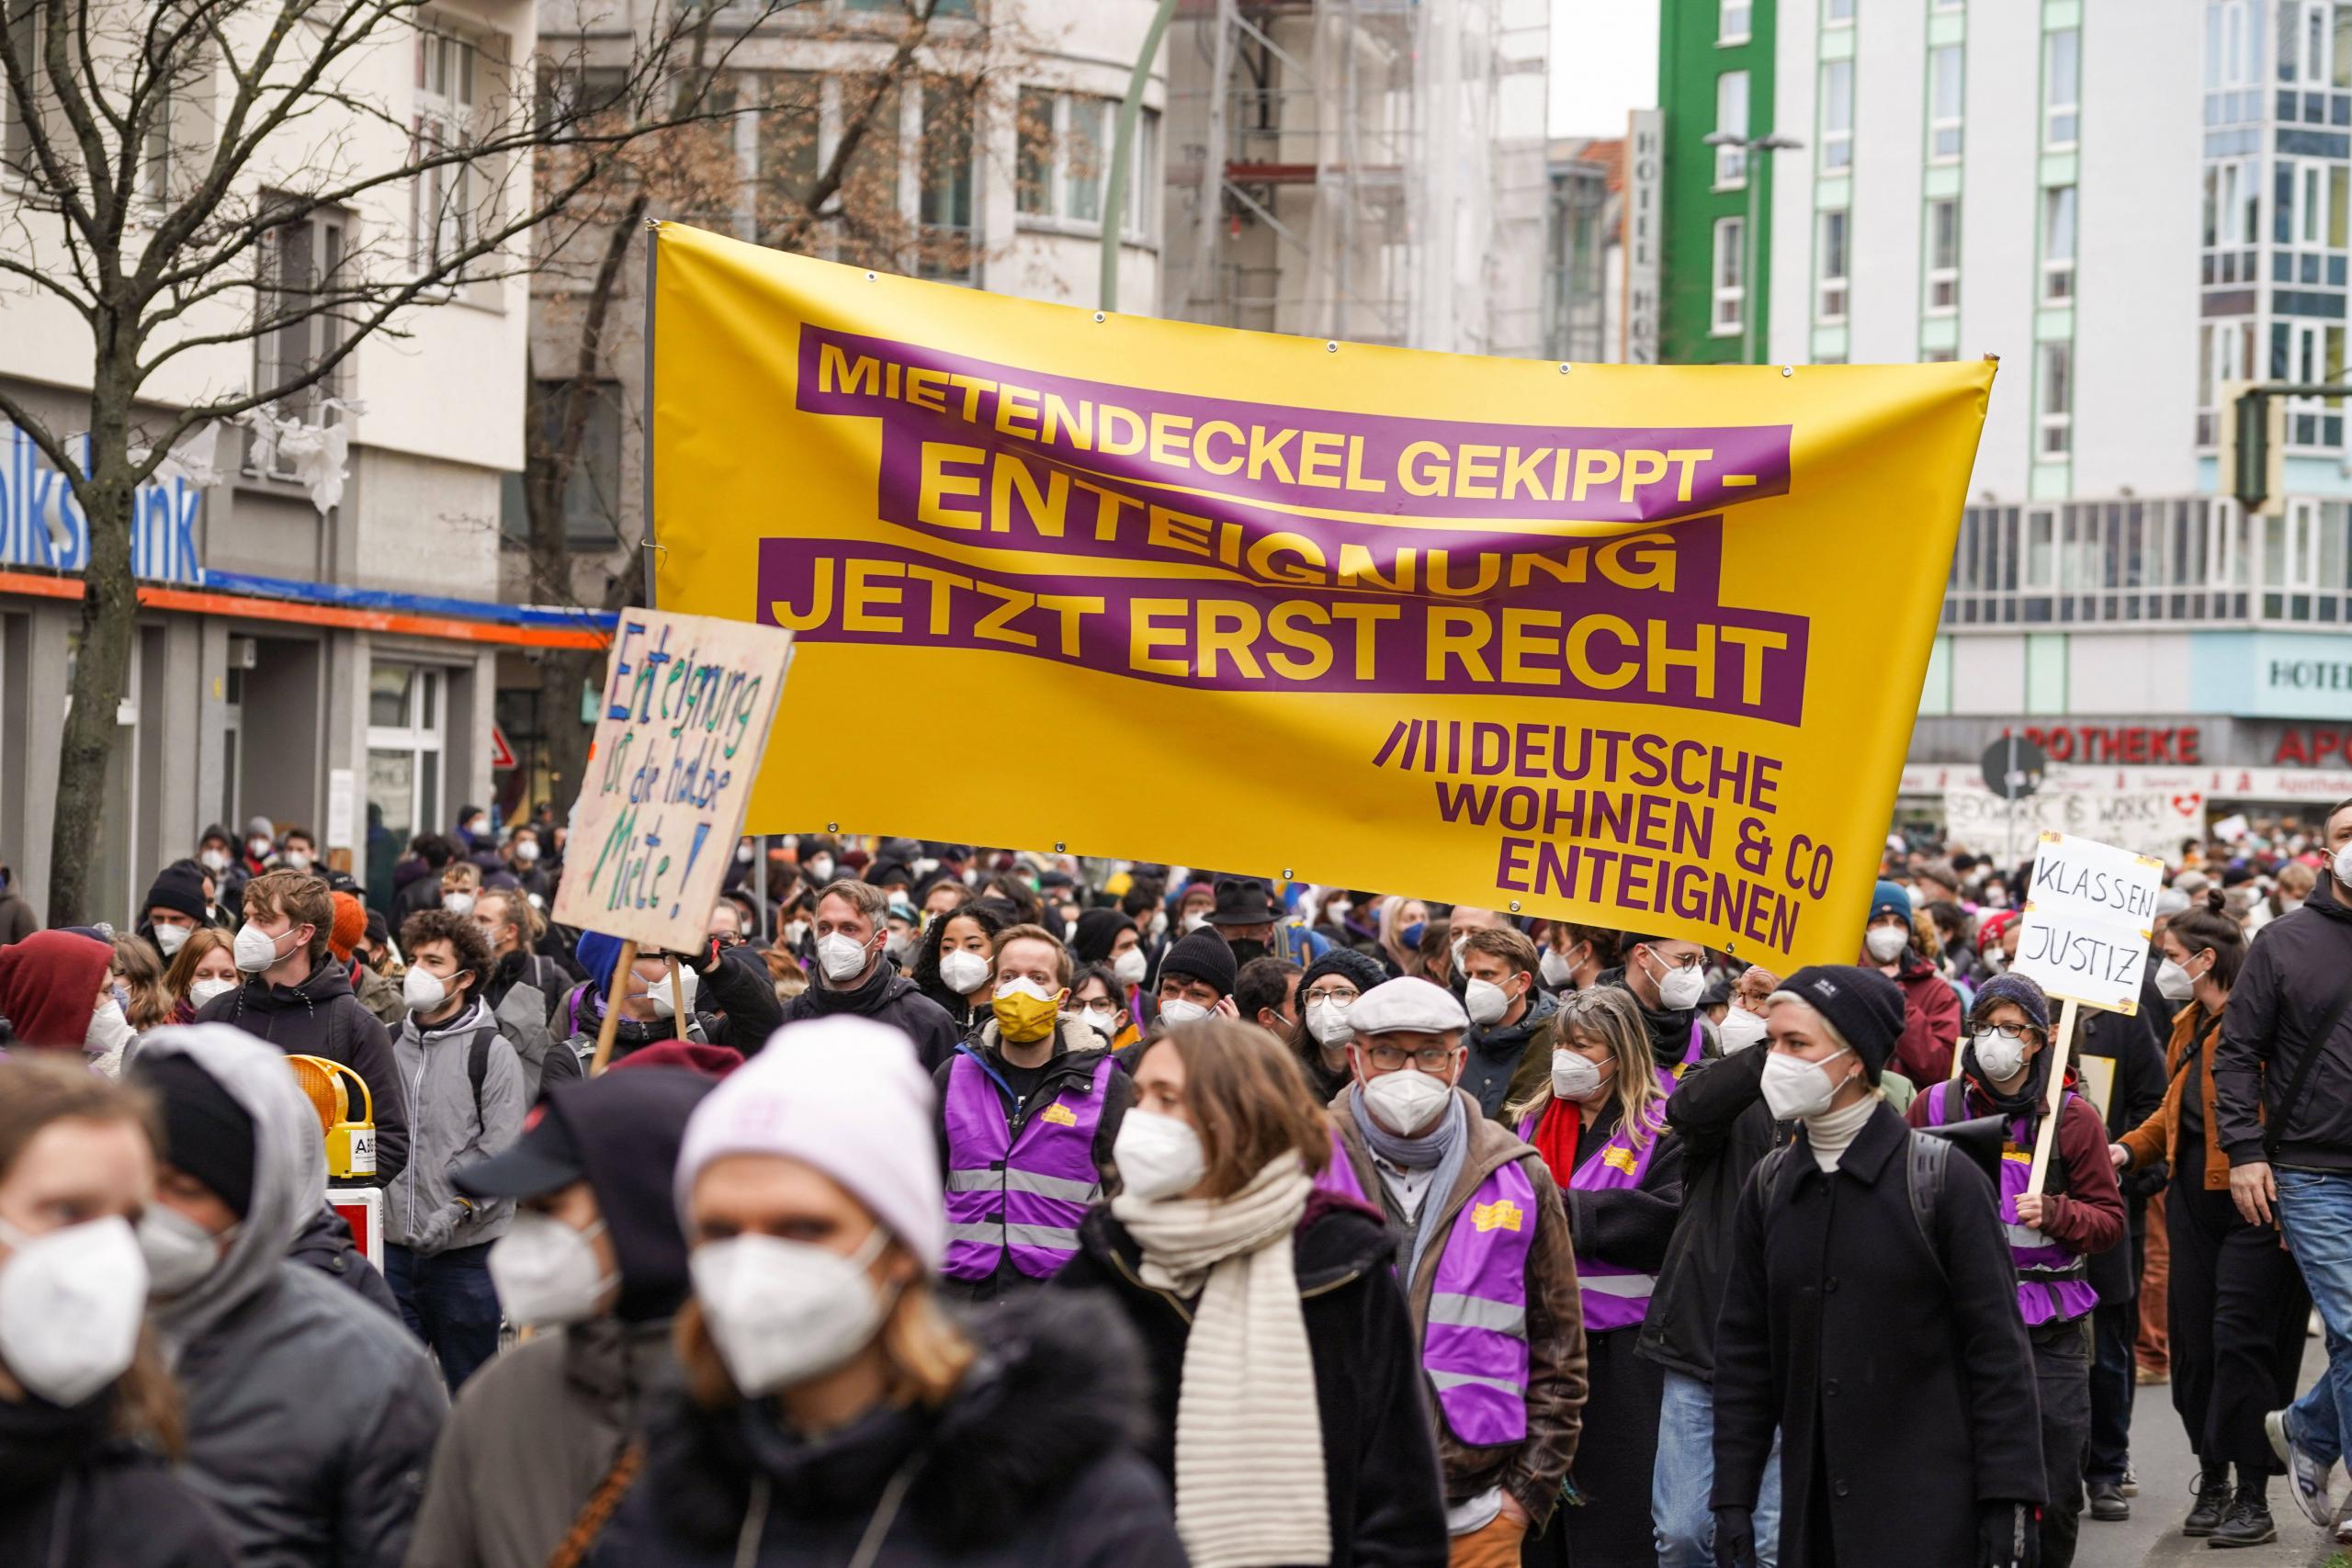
[
  {"xmin": 552, "ymin": 608, "xmax": 794, "ymax": 955},
  {"xmin": 644, "ymin": 221, "xmax": 1994, "ymax": 970},
  {"xmin": 2011, "ymin": 831, "xmax": 2164, "ymax": 1016}
]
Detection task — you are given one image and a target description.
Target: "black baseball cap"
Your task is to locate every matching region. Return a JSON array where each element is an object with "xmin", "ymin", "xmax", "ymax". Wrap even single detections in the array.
[{"xmin": 455, "ymin": 1105, "xmax": 582, "ymax": 1200}]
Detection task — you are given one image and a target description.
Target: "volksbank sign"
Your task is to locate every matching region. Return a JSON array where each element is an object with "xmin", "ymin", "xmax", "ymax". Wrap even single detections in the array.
[{"xmin": 1, "ymin": 422, "xmax": 204, "ymax": 585}]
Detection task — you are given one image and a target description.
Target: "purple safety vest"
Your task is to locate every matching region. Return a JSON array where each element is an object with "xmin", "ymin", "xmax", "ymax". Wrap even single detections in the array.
[
  {"xmin": 1923, "ymin": 1079, "xmax": 2098, "ymax": 1326},
  {"xmin": 1514, "ymin": 1092, "xmax": 1673, "ymax": 1335},
  {"xmin": 941, "ymin": 1051, "xmax": 1112, "ymax": 1281},
  {"xmin": 1317, "ymin": 1128, "xmax": 1538, "ymax": 1448}
]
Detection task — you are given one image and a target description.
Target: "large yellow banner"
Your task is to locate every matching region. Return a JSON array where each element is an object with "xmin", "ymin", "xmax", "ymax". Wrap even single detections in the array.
[{"xmin": 649, "ymin": 222, "xmax": 1991, "ymax": 970}]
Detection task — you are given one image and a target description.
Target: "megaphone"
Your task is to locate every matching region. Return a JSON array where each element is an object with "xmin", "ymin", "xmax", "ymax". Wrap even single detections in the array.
[
  {"xmin": 285, "ymin": 1055, "xmax": 378, "ymax": 1180},
  {"xmin": 1917, "ymin": 1113, "xmax": 2008, "ymax": 1193}
]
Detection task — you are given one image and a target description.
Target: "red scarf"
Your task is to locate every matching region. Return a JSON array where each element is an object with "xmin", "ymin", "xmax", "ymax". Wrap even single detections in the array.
[{"xmin": 1531, "ymin": 1096, "xmax": 1588, "ymax": 1184}]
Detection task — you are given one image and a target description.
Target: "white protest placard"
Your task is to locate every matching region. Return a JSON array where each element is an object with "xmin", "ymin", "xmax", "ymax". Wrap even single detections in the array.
[
  {"xmin": 2011, "ymin": 831, "xmax": 2165, "ymax": 1016},
  {"xmin": 1942, "ymin": 785, "xmax": 2201, "ymax": 865},
  {"xmin": 552, "ymin": 609, "xmax": 795, "ymax": 955}
]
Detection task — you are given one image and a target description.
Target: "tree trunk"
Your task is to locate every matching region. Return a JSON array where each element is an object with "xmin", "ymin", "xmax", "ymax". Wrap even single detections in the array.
[{"xmin": 48, "ymin": 383, "xmax": 141, "ymax": 926}]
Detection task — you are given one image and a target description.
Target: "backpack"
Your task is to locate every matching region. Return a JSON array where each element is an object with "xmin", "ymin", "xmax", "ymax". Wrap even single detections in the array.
[
  {"xmin": 1753, "ymin": 1127, "xmax": 1951, "ymax": 1282},
  {"xmin": 464, "ymin": 1025, "xmax": 498, "ymax": 1123}
]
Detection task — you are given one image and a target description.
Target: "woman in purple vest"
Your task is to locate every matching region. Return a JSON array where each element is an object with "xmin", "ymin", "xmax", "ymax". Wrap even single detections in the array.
[
  {"xmin": 1905, "ymin": 972, "xmax": 2126, "ymax": 1568},
  {"xmin": 1504, "ymin": 985, "xmax": 1683, "ymax": 1565},
  {"xmin": 1056, "ymin": 1019, "xmax": 1449, "ymax": 1566}
]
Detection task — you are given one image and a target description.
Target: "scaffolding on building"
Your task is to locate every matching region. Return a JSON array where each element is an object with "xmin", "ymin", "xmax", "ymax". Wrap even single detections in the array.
[{"xmin": 1159, "ymin": 0, "xmax": 1551, "ymax": 357}]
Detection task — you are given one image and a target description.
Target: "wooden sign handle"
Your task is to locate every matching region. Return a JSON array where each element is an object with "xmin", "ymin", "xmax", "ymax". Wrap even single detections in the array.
[
  {"xmin": 2025, "ymin": 997, "xmax": 2079, "ymax": 1196},
  {"xmin": 587, "ymin": 938, "xmax": 639, "ymax": 1077}
]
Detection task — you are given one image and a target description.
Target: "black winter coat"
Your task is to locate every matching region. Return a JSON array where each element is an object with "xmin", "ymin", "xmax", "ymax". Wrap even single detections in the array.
[
  {"xmin": 1055, "ymin": 1190, "xmax": 1451, "ymax": 1568},
  {"xmin": 1637, "ymin": 1044, "xmax": 1783, "ymax": 1382},
  {"xmin": 287, "ymin": 1204, "xmax": 401, "ymax": 1321},
  {"xmin": 1712, "ymin": 1102, "xmax": 2044, "ymax": 1568},
  {"xmin": 2074, "ymin": 1006, "xmax": 2168, "ymax": 1304},
  {"xmin": 2215, "ymin": 874, "xmax": 2352, "ymax": 1171},
  {"xmin": 589, "ymin": 1291, "xmax": 1185, "ymax": 1568},
  {"xmin": 784, "ymin": 965, "xmax": 965, "ymax": 1073},
  {"xmin": 0, "ymin": 1393, "xmax": 232, "ymax": 1568},
  {"xmin": 194, "ymin": 960, "xmax": 410, "ymax": 1185}
]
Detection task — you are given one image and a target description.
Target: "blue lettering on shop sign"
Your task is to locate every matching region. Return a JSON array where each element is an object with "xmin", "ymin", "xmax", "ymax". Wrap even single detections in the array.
[{"xmin": 0, "ymin": 423, "xmax": 204, "ymax": 585}]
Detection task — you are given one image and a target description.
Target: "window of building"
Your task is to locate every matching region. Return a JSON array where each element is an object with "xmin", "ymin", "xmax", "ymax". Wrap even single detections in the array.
[
  {"xmin": 502, "ymin": 380, "xmax": 624, "ymax": 547},
  {"xmin": 1817, "ymin": 209, "xmax": 1849, "ymax": 321},
  {"xmin": 752, "ymin": 72, "xmax": 822, "ymax": 243},
  {"xmin": 1932, "ymin": 0, "xmax": 1964, "ymax": 9},
  {"xmin": 1, "ymin": 6, "xmax": 43, "ymax": 181},
  {"xmin": 412, "ymin": 28, "xmax": 481, "ymax": 272},
  {"xmin": 1714, "ymin": 71, "xmax": 1748, "ymax": 186},
  {"xmin": 1017, "ymin": 89, "xmax": 1156, "ymax": 242},
  {"xmin": 1713, "ymin": 215, "xmax": 1745, "ymax": 334},
  {"xmin": 1929, "ymin": 45, "xmax": 1964, "ymax": 161},
  {"xmin": 2306, "ymin": 161, "xmax": 2327, "ymax": 244},
  {"xmin": 2042, "ymin": 186, "xmax": 2076, "ymax": 301},
  {"xmin": 2278, "ymin": 157, "xmax": 2297, "ymax": 244},
  {"xmin": 1926, "ymin": 197, "xmax": 1960, "ymax": 313},
  {"xmin": 1826, "ymin": 0, "xmax": 1855, "ymax": 24},
  {"xmin": 2039, "ymin": 340, "xmax": 2073, "ymax": 457},
  {"xmin": 1820, "ymin": 60, "xmax": 1853, "ymax": 173},
  {"xmin": 2043, "ymin": 28, "xmax": 2079, "ymax": 148},
  {"xmin": 248, "ymin": 200, "xmax": 348, "ymax": 478},
  {"xmin": 1719, "ymin": 0, "xmax": 1751, "ymax": 44},
  {"xmin": 916, "ymin": 75, "xmax": 976, "ymax": 280},
  {"xmin": 367, "ymin": 664, "xmax": 447, "ymax": 893}
]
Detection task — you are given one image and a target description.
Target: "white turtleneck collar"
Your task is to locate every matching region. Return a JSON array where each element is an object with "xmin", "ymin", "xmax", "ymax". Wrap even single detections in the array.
[{"xmin": 1804, "ymin": 1091, "xmax": 1881, "ymax": 1172}]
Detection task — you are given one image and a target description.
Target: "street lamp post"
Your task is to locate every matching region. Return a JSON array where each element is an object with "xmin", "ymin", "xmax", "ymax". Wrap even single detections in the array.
[{"xmin": 1702, "ymin": 130, "xmax": 1803, "ymax": 365}]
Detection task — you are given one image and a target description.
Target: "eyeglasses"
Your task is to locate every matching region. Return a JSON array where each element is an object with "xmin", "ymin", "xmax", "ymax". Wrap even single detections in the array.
[
  {"xmin": 1363, "ymin": 1043, "xmax": 1460, "ymax": 1073},
  {"xmin": 1973, "ymin": 1022, "xmax": 2039, "ymax": 1042},
  {"xmin": 1303, "ymin": 985, "xmax": 1359, "ymax": 1004}
]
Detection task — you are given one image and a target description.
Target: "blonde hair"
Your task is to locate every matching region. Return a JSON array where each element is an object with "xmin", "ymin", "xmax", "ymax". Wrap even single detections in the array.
[
  {"xmin": 1506, "ymin": 985, "xmax": 1663, "ymax": 1148},
  {"xmin": 675, "ymin": 1276, "xmax": 974, "ymax": 1412},
  {"xmin": 109, "ymin": 935, "xmax": 173, "ymax": 1030}
]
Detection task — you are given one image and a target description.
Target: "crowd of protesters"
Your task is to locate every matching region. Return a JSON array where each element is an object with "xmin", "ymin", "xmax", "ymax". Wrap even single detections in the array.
[{"xmin": 2, "ymin": 802, "xmax": 2352, "ymax": 1565}]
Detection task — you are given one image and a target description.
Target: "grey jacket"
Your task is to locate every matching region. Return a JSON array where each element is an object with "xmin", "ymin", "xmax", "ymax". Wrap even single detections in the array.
[
  {"xmin": 403, "ymin": 1318, "xmax": 674, "ymax": 1568},
  {"xmin": 132, "ymin": 1025, "xmax": 449, "ymax": 1568},
  {"xmin": 388, "ymin": 998, "xmax": 526, "ymax": 1254}
]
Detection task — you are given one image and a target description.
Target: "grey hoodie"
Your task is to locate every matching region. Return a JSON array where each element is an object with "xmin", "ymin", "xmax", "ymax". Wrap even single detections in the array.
[
  {"xmin": 130, "ymin": 1025, "xmax": 447, "ymax": 1568},
  {"xmin": 388, "ymin": 998, "xmax": 526, "ymax": 1254}
]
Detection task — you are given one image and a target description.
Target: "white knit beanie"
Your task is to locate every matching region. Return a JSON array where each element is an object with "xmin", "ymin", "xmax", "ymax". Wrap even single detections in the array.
[{"xmin": 673, "ymin": 1016, "xmax": 945, "ymax": 1271}]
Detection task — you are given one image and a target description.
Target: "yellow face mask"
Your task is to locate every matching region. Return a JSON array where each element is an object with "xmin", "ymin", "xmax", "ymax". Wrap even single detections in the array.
[{"xmin": 991, "ymin": 980, "xmax": 1066, "ymax": 1043}]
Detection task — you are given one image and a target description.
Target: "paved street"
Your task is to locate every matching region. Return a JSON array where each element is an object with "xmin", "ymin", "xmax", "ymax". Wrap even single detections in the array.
[{"xmin": 2080, "ymin": 1337, "xmax": 2342, "ymax": 1568}]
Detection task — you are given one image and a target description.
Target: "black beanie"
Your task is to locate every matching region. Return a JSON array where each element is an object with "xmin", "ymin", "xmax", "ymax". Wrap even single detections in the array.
[
  {"xmin": 1298, "ymin": 945, "xmax": 1386, "ymax": 999},
  {"xmin": 142, "ymin": 862, "xmax": 210, "ymax": 925},
  {"xmin": 1071, "ymin": 908, "xmax": 1137, "ymax": 965},
  {"xmin": 1159, "ymin": 927, "xmax": 1237, "ymax": 998},
  {"xmin": 135, "ymin": 1054, "xmax": 257, "ymax": 1219},
  {"xmin": 1778, "ymin": 964, "xmax": 1905, "ymax": 1082}
]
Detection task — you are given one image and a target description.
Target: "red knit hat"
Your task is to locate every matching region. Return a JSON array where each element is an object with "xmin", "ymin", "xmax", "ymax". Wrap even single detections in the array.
[
  {"xmin": 328, "ymin": 893, "xmax": 368, "ymax": 963},
  {"xmin": 0, "ymin": 930, "xmax": 115, "ymax": 1049}
]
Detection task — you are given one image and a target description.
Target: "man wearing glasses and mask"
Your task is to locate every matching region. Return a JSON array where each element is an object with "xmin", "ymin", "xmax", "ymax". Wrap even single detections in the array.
[
  {"xmin": 1610, "ymin": 932, "xmax": 1719, "ymax": 1078},
  {"xmin": 1319, "ymin": 976, "xmax": 1586, "ymax": 1568}
]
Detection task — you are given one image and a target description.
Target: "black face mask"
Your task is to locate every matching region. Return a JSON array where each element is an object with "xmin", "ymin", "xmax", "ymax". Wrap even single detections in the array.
[{"xmin": 1227, "ymin": 939, "xmax": 1269, "ymax": 968}]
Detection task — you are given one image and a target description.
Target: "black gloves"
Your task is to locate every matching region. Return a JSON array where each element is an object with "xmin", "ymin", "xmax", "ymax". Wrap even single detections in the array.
[
  {"xmin": 1711, "ymin": 1506, "xmax": 1757, "ymax": 1568},
  {"xmin": 1977, "ymin": 1501, "xmax": 2039, "ymax": 1568}
]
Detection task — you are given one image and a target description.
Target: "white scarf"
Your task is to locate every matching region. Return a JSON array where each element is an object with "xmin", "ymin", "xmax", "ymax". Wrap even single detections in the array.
[{"xmin": 1113, "ymin": 1156, "xmax": 1331, "ymax": 1568}]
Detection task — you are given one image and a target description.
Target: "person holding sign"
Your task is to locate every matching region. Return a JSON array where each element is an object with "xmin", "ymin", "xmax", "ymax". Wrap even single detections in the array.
[
  {"xmin": 1711, "ymin": 965, "xmax": 2043, "ymax": 1568},
  {"xmin": 1907, "ymin": 974, "xmax": 2124, "ymax": 1568},
  {"xmin": 2113, "ymin": 897, "xmax": 2312, "ymax": 1544}
]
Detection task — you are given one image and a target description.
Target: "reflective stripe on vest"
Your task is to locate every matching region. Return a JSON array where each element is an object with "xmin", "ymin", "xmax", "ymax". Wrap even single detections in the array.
[
  {"xmin": 1924, "ymin": 1079, "xmax": 2098, "ymax": 1326},
  {"xmin": 1313, "ymin": 1126, "xmax": 1536, "ymax": 1446},
  {"xmin": 1566, "ymin": 1093, "xmax": 1671, "ymax": 1333},
  {"xmin": 941, "ymin": 1051, "xmax": 1110, "ymax": 1281}
]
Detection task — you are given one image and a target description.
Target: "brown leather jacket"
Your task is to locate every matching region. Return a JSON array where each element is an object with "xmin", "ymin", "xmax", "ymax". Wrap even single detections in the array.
[
  {"xmin": 2120, "ymin": 1000, "xmax": 2233, "ymax": 1190},
  {"xmin": 1330, "ymin": 1085, "xmax": 1588, "ymax": 1527}
]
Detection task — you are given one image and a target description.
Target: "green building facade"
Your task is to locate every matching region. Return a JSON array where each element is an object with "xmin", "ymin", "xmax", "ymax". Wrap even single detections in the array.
[{"xmin": 1658, "ymin": 0, "xmax": 1778, "ymax": 364}]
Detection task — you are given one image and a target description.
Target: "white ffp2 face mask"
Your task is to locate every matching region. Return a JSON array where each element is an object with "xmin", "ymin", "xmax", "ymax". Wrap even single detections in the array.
[
  {"xmin": 1864, "ymin": 925, "xmax": 1909, "ymax": 964},
  {"xmin": 816, "ymin": 931, "xmax": 874, "ymax": 985},
  {"xmin": 1539, "ymin": 944, "xmax": 1578, "ymax": 988},
  {"xmin": 232, "ymin": 922, "xmax": 291, "ymax": 974},
  {"xmin": 2154, "ymin": 957, "xmax": 2198, "ymax": 1002},
  {"xmin": 1157, "ymin": 997, "xmax": 1210, "ymax": 1029},
  {"xmin": 488, "ymin": 1212, "xmax": 616, "ymax": 1326},
  {"xmin": 1647, "ymin": 951, "xmax": 1707, "ymax": 1012},
  {"xmin": 1464, "ymin": 977, "xmax": 1511, "ymax": 1027},
  {"xmin": 1113, "ymin": 1110, "xmax": 1206, "ymax": 1202},
  {"xmin": 189, "ymin": 976, "xmax": 238, "ymax": 1009},
  {"xmin": 1550, "ymin": 1049, "xmax": 1609, "ymax": 1103},
  {"xmin": 1113, "ymin": 947, "xmax": 1148, "ymax": 987},
  {"xmin": 692, "ymin": 1226, "xmax": 893, "ymax": 1396},
  {"xmin": 1361, "ymin": 1065, "xmax": 1453, "ymax": 1135},
  {"xmin": 137, "ymin": 1205, "xmax": 231, "ymax": 1300},
  {"xmin": 938, "ymin": 949, "xmax": 991, "ymax": 996},
  {"xmin": 153, "ymin": 922, "xmax": 190, "ymax": 958},
  {"xmin": 1759, "ymin": 1047, "xmax": 1854, "ymax": 1122},
  {"xmin": 0, "ymin": 1215, "xmax": 148, "ymax": 1405},
  {"xmin": 1306, "ymin": 998, "xmax": 1355, "ymax": 1045},
  {"xmin": 441, "ymin": 891, "xmax": 477, "ymax": 919},
  {"xmin": 1718, "ymin": 1006, "xmax": 1770, "ymax": 1055},
  {"xmin": 1970, "ymin": 1030, "xmax": 2030, "ymax": 1082},
  {"xmin": 402, "ymin": 966, "xmax": 449, "ymax": 1015},
  {"xmin": 646, "ymin": 965, "xmax": 698, "ymax": 1020}
]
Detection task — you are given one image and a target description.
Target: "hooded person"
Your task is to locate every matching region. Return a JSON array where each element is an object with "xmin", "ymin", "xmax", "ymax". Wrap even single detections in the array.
[
  {"xmin": 585, "ymin": 1016, "xmax": 1189, "ymax": 1568},
  {"xmin": 1709, "ymin": 966, "xmax": 2044, "ymax": 1568},
  {"xmin": 127, "ymin": 1025, "xmax": 447, "ymax": 1568},
  {"xmin": 0, "ymin": 927, "xmax": 116, "ymax": 1056},
  {"xmin": 1317, "ymin": 976, "xmax": 1588, "ymax": 1567},
  {"xmin": 139, "ymin": 860, "xmax": 215, "ymax": 967},
  {"xmin": 405, "ymin": 1068, "xmax": 718, "ymax": 1568},
  {"xmin": 933, "ymin": 923, "xmax": 1132, "ymax": 1305}
]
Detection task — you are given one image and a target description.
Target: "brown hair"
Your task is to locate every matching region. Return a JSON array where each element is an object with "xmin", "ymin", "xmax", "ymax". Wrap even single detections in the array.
[
  {"xmin": 161, "ymin": 926, "xmax": 236, "ymax": 1005},
  {"xmin": 0, "ymin": 1057, "xmax": 182, "ymax": 1455},
  {"xmin": 2166, "ymin": 889, "xmax": 2247, "ymax": 990},
  {"xmin": 401, "ymin": 907, "xmax": 497, "ymax": 996},
  {"xmin": 474, "ymin": 887, "xmax": 543, "ymax": 951},
  {"xmin": 674, "ymin": 1279, "xmax": 975, "ymax": 1413},
  {"xmin": 991, "ymin": 922, "xmax": 1071, "ymax": 987},
  {"xmin": 438, "ymin": 862, "xmax": 482, "ymax": 893},
  {"xmin": 242, "ymin": 871, "xmax": 334, "ymax": 965},
  {"xmin": 815, "ymin": 878, "xmax": 888, "ymax": 932},
  {"xmin": 1148, "ymin": 1019, "xmax": 1331, "ymax": 1198},
  {"xmin": 108, "ymin": 936, "xmax": 173, "ymax": 1031},
  {"xmin": 1462, "ymin": 926, "xmax": 1540, "ymax": 977}
]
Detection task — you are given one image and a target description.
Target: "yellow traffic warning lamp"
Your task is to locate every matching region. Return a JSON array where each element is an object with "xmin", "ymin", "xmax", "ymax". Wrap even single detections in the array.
[{"xmin": 285, "ymin": 1055, "xmax": 377, "ymax": 1179}]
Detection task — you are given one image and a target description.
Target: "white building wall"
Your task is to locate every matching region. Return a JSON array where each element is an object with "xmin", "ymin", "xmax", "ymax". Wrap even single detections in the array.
[
  {"xmin": 1842, "ymin": 3, "xmax": 1927, "ymax": 366},
  {"xmin": 1955, "ymin": 0, "xmax": 2041, "ymax": 502}
]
